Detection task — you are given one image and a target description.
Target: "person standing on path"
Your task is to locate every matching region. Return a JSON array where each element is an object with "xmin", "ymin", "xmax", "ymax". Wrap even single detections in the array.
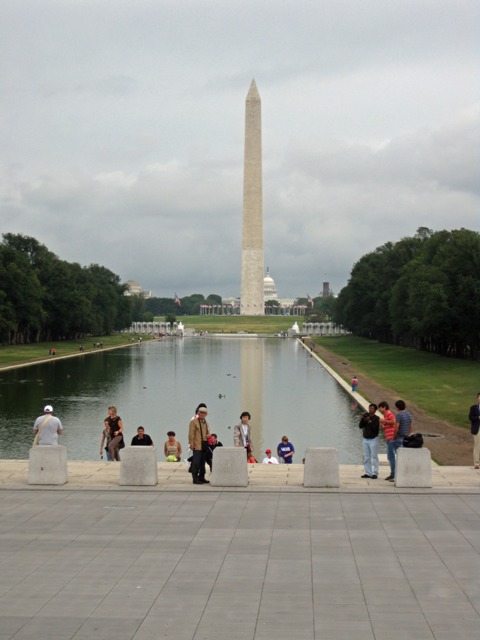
[
  {"xmin": 379, "ymin": 401, "xmax": 397, "ymax": 481},
  {"xmin": 395, "ymin": 399, "xmax": 413, "ymax": 444},
  {"xmin": 351, "ymin": 376, "xmax": 358, "ymax": 392},
  {"xmin": 99, "ymin": 418, "xmax": 112, "ymax": 460},
  {"xmin": 469, "ymin": 392, "xmax": 480, "ymax": 469},
  {"xmin": 358, "ymin": 403, "xmax": 380, "ymax": 479},
  {"xmin": 188, "ymin": 404, "xmax": 211, "ymax": 484},
  {"xmin": 106, "ymin": 406, "xmax": 124, "ymax": 461},
  {"xmin": 33, "ymin": 404, "xmax": 63, "ymax": 445},
  {"xmin": 233, "ymin": 411, "xmax": 253, "ymax": 456}
]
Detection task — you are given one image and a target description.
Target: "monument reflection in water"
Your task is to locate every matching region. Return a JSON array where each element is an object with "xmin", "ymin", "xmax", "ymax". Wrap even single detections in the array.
[{"xmin": 0, "ymin": 338, "xmax": 381, "ymax": 462}]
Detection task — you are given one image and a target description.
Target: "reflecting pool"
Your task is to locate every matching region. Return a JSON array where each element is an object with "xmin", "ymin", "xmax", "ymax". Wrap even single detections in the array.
[{"xmin": 0, "ymin": 338, "xmax": 384, "ymax": 462}]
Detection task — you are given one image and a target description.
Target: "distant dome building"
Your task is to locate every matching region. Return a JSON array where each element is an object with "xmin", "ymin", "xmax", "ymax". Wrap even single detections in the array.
[
  {"xmin": 263, "ymin": 267, "xmax": 278, "ymax": 301},
  {"xmin": 124, "ymin": 280, "xmax": 152, "ymax": 298}
]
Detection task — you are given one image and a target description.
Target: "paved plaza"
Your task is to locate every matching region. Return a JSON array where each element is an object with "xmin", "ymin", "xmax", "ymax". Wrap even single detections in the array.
[
  {"xmin": 1, "ymin": 458, "xmax": 480, "ymax": 492},
  {"xmin": 1, "ymin": 461, "xmax": 480, "ymax": 639}
]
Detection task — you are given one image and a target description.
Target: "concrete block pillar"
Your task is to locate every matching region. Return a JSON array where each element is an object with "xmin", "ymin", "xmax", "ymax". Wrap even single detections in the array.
[
  {"xmin": 395, "ymin": 447, "xmax": 432, "ymax": 488},
  {"xmin": 210, "ymin": 447, "xmax": 248, "ymax": 487},
  {"xmin": 28, "ymin": 445, "xmax": 68, "ymax": 485},
  {"xmin": 303, "ymin": 447, "xmax": 340, "ymax": 488},
  {"xmin": 119, "ymin": 447, "xmax": 158, "ymax": 486}
]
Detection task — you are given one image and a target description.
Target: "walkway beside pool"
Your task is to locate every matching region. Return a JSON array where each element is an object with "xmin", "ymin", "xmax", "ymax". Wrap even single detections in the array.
[{"xmin": 0, "ymin": 458, "xmax": 479, "ymax": 492}]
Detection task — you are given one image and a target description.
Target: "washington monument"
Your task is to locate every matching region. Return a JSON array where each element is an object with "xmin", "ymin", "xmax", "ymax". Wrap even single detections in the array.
[{"xmin": 240, "ymin": 79, "xmax": 264, "ymax": 316}]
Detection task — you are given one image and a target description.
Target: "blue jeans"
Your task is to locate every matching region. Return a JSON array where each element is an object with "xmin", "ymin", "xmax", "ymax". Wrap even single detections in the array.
[
  {"xmin": 386, "ymin": 440, "xmax": 402, "ymax": 476},
  {"xmin": 362, "ymin": 437, "xmax": 378, "ymax": 476}
]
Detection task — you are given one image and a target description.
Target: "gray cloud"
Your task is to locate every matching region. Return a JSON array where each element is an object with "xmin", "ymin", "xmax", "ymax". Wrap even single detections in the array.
[{"xmin": 1, "ymin": 0, "xmax": 478, "ymax": 299}]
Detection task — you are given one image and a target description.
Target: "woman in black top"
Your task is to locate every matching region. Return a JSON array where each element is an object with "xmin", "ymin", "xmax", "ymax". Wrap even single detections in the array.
[{"xmin": 106, "ymin": 405, "xmax": 124, "ymax": 461}]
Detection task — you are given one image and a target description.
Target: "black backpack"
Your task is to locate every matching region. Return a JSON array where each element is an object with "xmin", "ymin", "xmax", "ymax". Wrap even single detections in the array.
[{"xmin": 403, "ymin": 433, "xmax": 424, "ymax": 448}]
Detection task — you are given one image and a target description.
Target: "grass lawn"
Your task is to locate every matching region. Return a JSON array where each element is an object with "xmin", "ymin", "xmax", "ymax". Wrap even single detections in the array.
[
  {"xmin": 0, "ymin": 334, "xmax": 143, "ymax": 366},
  {"xmin": 315, "ymin": 336, "xmax": 479, "ymax": 430},
  {"xmin": 160, "ymin": 315, "xmax": 300, "ymax": 333}
]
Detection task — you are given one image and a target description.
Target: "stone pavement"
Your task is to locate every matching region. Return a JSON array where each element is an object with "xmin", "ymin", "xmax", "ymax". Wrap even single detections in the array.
[
  {"xmin": 0, "ymin": 458, "xmax": 479, "ymax": 493},
  {"xmin": 1, "ymin": 461, "xmax": 480, "ymax": 639}
]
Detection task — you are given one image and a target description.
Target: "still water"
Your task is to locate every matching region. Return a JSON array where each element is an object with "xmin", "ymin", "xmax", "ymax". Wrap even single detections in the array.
[{"xmin": 0, "ymin": 337, "xmax": 384, "ymax": 462}]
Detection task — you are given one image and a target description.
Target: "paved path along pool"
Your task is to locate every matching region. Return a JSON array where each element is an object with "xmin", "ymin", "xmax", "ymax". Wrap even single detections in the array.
[
  {"xmin": 1, "ymin": 461, "xmax": 479, "ymax": 639},
  {"xmin": 1, "ymin": 458, "xmax": 479, "ymax": 492}
]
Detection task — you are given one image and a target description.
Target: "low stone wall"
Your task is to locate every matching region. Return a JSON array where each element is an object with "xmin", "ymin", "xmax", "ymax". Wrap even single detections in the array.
[
  {"xmin": 119, "ymin": 446, "xmax": 158, "ymax": 486},
  {"xmin": 28, "ymin": 445, "xmax": 68, "ymax": 485},
  {"xmin": 303, "ymin": 448, "xmax": 340, "ymax": 488}
]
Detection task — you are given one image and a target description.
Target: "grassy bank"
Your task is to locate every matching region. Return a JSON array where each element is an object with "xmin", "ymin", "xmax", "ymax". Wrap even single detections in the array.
[
  {"xmin": 0, "ymin": 334, "xmax": 144, "ymax": 367},
  {"xmin": 315, "ymin": 336, "xmax": 478, "ymax": 430},
  {"xmin": 162, "ymin": 315, "xmax": 300, "ymax": 333}
]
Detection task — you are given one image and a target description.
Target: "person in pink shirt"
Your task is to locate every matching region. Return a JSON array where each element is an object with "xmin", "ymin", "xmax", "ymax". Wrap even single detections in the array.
[{"xmin": 378, "ymin": 401, "xmax": 397, "ymax": 481}]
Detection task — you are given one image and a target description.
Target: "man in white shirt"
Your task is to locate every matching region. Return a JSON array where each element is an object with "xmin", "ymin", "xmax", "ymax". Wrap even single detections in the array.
[
  {"xmin": 33, "ymin": 405, "xmax": 63, "ymax": 445},
  {"xmin": 262, "ymin": 449, "xmax": 279, "ymax": 464}
]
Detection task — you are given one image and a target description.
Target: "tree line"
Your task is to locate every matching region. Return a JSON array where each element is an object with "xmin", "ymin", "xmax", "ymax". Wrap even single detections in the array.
[
  {"xmin": 334, "ymin": 227, "xmax": 480, "ymax": 360},
  {"xmin": 143, "ymin": 293, "xmax": 222, "ymax": 318},
  {"xmin": 0, "ymin": 234, "xmax": 132, "ymax": 344}
]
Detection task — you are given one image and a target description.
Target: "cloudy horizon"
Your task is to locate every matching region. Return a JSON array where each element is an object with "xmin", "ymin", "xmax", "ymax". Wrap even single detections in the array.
[{"xmin": 1, "ymin": 0, "xmax": 478, "ymax": 299}]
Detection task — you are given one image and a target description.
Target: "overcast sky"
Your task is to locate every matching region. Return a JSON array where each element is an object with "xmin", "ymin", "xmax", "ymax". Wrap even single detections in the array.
[{"xmin": 1, "ymin": 0, "xmax": 479, "ymax": 299}]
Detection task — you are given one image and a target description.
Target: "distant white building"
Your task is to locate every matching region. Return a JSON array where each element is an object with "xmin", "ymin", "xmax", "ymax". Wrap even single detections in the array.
[
  {"xmin": 263, "ymin": 267, "xmax": 278, "ymax": 301},
  {"xmin": 124, "ymin": 280, "xmax": 152, "ymax": 298},
  {"xmin": 220, "ymin": 269, "xmax": 298, "ymax": 313}
]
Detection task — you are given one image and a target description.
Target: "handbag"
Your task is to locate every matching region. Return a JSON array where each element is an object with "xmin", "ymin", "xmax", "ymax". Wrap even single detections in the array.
[{"xmin": 403, "ymin": 433, "xmax": 423, "ymax": 448}]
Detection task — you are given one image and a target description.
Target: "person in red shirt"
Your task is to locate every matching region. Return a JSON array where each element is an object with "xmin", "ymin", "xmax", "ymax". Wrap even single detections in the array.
[{"xmin": 378, "ymin": 401, "xmax": 397, "ymax": 481}]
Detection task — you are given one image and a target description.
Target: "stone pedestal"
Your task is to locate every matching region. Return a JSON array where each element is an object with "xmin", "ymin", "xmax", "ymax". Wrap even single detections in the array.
[
  {"xmin": 303, "ymin": 448, "xmax": 339, "ymax": 488},
  {"xmin": 28, "ymin": 445, "xmax": 68, "ymax": 485},
  {"xmin": 211, "ymin": 447, "xmax": 248, "ymax": 487},
  {"xmin": 395, "ymin": 447, "xmax": 432, "ymax": 488},
  {"xmin": 119, "ymin": 447, "xmax": 158, "ymax": 486}
]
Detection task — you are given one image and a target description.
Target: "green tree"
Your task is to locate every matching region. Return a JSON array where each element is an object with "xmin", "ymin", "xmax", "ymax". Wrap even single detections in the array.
[
  {"xmin": 339, "ymin": 227, "xmax": 480, "ymax": 359},
  {"xmin": 0, "ymin": 233, "xmax": 132, "ymax": 342},
  {"xmin": 130, "ymin": 294, "xmax": 146, "ymax": 321},
  {"xmin": 0, "ymin": 242, "xmax": 44, "ymax": 343},
  {"xmin": 180, "ymin": 293, "xmax": 205, "ymax": 315},
  {"xmin": 165, "ymin": 313, "xmax": 176, "ymax": 329},
  {"xmin": 145, "ymin": 297, "xmax": 178, "ymax": 316}
]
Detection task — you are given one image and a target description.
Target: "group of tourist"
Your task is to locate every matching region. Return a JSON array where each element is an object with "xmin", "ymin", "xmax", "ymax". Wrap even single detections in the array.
[
  {"xmin": 358, "ymin": 399, "xmax": 413, "ymax": 481},
  {"xmin": 231, "ymin": 411, "xmax": 295, "ymax": 463},
  {"xmin": 186, "ymin": 405, "xmax": 297, "ymax": 483},
  {"xmin": 99, "ymin": 405, "xmax": 176, "ymax": 462},
  {"xmin": 30, "ymin": 392, "xmax": 480, "ymax": 478}
]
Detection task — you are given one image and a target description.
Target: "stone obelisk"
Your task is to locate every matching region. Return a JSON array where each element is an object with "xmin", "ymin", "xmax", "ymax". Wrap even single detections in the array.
[{"xmin": 240, "ymin": 79, "xmax": 264, "ymax": 316}]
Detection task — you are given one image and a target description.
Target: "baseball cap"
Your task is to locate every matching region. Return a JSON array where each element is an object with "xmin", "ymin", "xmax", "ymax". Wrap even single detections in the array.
[
  {"xmin": 265, "ymin": 449, "xmax": 271, "ymax": 454},
  {"xmin": 44, "ymin": 405, "xmax": 53, "ymax": 413}
]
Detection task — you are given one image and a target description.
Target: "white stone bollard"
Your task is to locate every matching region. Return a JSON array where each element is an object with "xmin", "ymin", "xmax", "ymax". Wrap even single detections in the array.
[
  {"xmin": 395, "ymin": 447, "xmax": 432, "ymax": 488},
  {"xmin": 119, "ymin": 446, "xmax": 158, "ymax": 486},
  {"xmin": 210, "ymin": 447, "xmax": 248, "ymax": 487},
  {"xmin": 28, "ymin": 445, "xmax": 68, "ymax": 485},
  {"xmin": 303, "ymin": 448, "xmax": 340, "ymax": 488}
]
